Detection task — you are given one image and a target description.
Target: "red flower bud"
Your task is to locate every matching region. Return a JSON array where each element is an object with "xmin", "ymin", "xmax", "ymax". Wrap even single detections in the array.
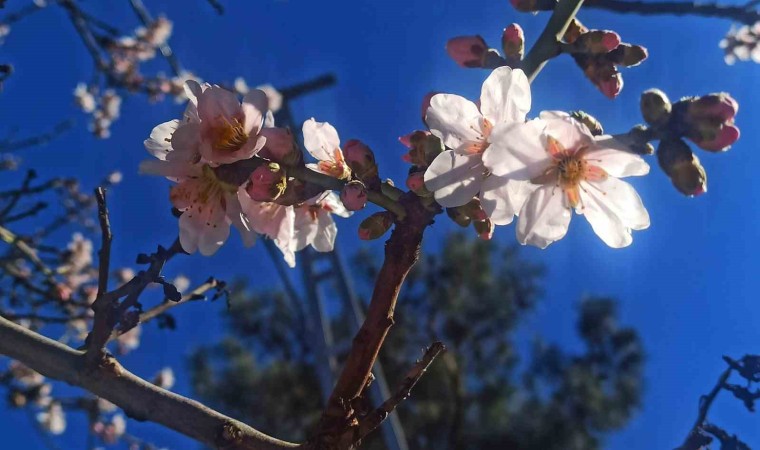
[
  {"xmin": 687, "ymin": 122, "xmax": 740, "ymax": 152},
  {"xmin": 343, "ymin": 139, "xmax": 379, "ymax": 184},
  {"xmin": 340, "ymin": 181, "xmax": 368, "ymax": 211},
  {"xmin": 258, "ymin": 127, "xmax": 300, "ymax": 165},
  {"xmin": 446, "ymin": 35, "xmax": 488, "ymax": 68},
  {"xmin": 502, "ymin": 24, "xmax": 525, "ymax": 63},
  {"xmin": 688, "ymin": 93, "xmax": 739, "ymax": 122},
  {"xmin": 246, "ymin": 162, "xmax": 287, "ymax": 202},
  {"xmin": 358, "ymin": 211, "xmax": 394, "ymax": 240}
]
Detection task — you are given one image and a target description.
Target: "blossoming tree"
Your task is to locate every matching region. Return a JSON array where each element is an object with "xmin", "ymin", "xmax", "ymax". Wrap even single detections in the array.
[{"xmin": 0, "ymin": 0, "xmax": 757, "ymax": 448}]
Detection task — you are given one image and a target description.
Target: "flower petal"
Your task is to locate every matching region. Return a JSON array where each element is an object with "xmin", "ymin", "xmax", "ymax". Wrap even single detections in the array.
[
  {"xmin": 424, "ymin": 151, "xmax": 484, "ymax": 208},
  {"xmin": 479, "ymin": 175, "xmax": 535, "ymax": 225},
  {"xmin": 303, "ymin": 118, "xmax": 341, "ymax": 162},
  {"xmin": 197, "ymin": 86, "xmax": 241, "ymax": 123},
  {"xmin": 589, "ymin": 136, "xmax": 650, "ymax": 177},
  {"xmin": 483, "ymin": 119, "xmax": 550, "ymax": 180},
  {"xmin": 241, "ymin": 89, "xmax": 268, "ymax": 135},
  {"xmin": 578, "ymin": 177, "xmax": 649, "ymax": 248},
  {"xmin": 479, "ymin": 66, "xmax": 531, "ymax": 125},
  {"xmin": 425, "ymin": 94, "xmax": 483, "ymax": 150},
  {"xmin": 312, "ymin": 213, "xmax": 337, "ymax": 252},
  {"xmin": 144, "ymin": 120, "xmax": 179, "ymax": 159},
  {"xmin": 517, "ymin": 185, "xmax": 571, "ymax": 248},
  {"xmin": 540, "ymin": 111, "xmax": 595, "ymax": 152}
]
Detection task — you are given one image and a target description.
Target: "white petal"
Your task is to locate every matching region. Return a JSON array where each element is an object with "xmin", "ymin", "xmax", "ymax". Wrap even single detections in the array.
[
  {"xmin": 589, "ymin": 136, "xmax": 650, "ymax": 177},
  {"xmin": 479, "ymin": 67, "xmax": 531, "ymax": 125},
  {"xmin": 241, "ymin": 89, "xmax": 268, "ymax": 134},
  {"xmin": 517, "ymin": 186, "xmax": 571, "ymax": 248},
  {"xmin": 197, "ymin": 219, "xmax": 231, "ymax": 256},
  {"xmin": 144, "ymin": 120, "xmax": 179, "ymax": 159},
  {"xmin": 320, "ymin": 191, "xmax": 351, "ymax": 218},
  {"xmin": 479, "ymin": 176, "xmax": 535, "ymax": 225},
  {"xmin": 227, "ymin": 191, "xmax": 256, "ymax": 247},
  {"xmin": 312, "ymin": 213, "xmax": 337, "ymax": 252},
  {"xmin": 425, "ymin": 94, "xmax": 483, "ymax": 149},
  {"xmin": 423, "ymin": 151, "xmax": 484, "ymax": 208},
  {"xmin": 483, "ymin": 119, "xmax": 549, "ymax": 180},
  {"xmin": 197, "ymin": 86, "xmax": 241, "ymax": 123},
  {"xmin": 578, "ymin": 178, "xmax": 649, "ymax": 248},
  {"xmin": 178, "ymin": 213, "xmax": 201, "ymax": 254},
  {"xmin": 540, "ymin": 111, "xmax": 595, "ymax": 151},
  {"xmin": 293, "ymin": 208, "xmax": 320, "ymax": 251},
  {"xmin": 303, "ymin": 118, "xmax": 341, "ymax": 162}
]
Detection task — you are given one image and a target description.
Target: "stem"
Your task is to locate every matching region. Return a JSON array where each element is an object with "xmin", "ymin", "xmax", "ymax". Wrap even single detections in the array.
[
  {"xmin": 585, "ymin": 0, "xmax": 760, "ymax": 24},
  {"xmin": 679, "ymin": 366, "xmax": 733, "ymax": 447},
  {"xmin": 0, "ymin": 315, "xmax": 298, "ymax": 450},
  {"xmin": 522, "ymin": 0, "xmax": 586, "ymax": 82}
]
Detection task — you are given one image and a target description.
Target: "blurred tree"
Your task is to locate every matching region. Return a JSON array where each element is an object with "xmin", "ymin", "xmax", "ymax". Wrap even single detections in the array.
[{"xmin": 189, "ymin": 233, "xmax": 644, "ymax": 450}]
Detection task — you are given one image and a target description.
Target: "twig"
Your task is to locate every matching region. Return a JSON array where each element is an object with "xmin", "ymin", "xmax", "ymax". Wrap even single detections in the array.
[
  {"xmin": 345, "ymin": 342, "xmax": 446, "ymax": 447},
  {"xmin": 0, "ymin": 120, "xmax": 74, "ymax": 152},
  {"xmin": 94, "ymin": 188, "xmax": 112, "ymax": 297},
  {"xmin": 0, "ymin": 315, "xmax": 299, "ymax": 449},
  {"xmin": 60, "ymin": 0, "xmax": 108, "ymax": 71},
  {"xmin": 0, "ymin": 169, "xmax": 36, "ymax": 220},
  {"xmin": 206, "ymin": 0, "xmax": 225, "ymax": 15},
  {"xmin": 678, "ymin": 366, "xmax": 733, "ymax": 448},
  {"xmin": 584, "ymin": 0, "xmax": 760, "ymax": 24},
  {"xmin": 280, "ymin": 74, "xmax": 337, "ymax": 101},
  {"xmin": 106, "ymin": 279, "xmax": 218, "ymax": 343},
  {"xmin": 127, "ymin": 0, "xmax": 182, "ymax": 76},
  {"xmin": 522, "ymin": 0, "xmax": 586, "ymax": 82}
]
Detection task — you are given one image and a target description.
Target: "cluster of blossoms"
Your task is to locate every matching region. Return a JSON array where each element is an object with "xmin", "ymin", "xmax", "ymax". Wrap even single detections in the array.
[
  {"xmin": 74, "ymin": 84, "xmax": 122, "ymax": 138},
  {"xmin": 445, "ymin": 16, "xmax": 646, "ymax": 99},
  {"xmin": 142, "ymin": 81, "xmax": 352, "ymax": 266},
  {"xmin": 106, "ymin": 16, "xmax": 173, "ymax": 88},
  {"xmin": 720, "ymin": 22, "xmax": 760, "ymax": 65},
  {"xmin": 419, "ymin": 66, "xmax": 650, "ymax": 248}
]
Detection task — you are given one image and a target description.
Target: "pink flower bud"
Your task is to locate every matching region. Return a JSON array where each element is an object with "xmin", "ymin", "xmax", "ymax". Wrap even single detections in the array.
[
  {"xmin": 689, "ymin": 122, "xmax": 740, "ymax": 152},
  {"xmin": 657, "ymin": 139, "xmax": 708, "ymax": 196},
  {"xmin": 246, "ymin": 163, "xmax": 287, "ymax": 202},
  {"xmin": 359, "ymin": 211, "xmax": 394, "ymax": 240},
  {"xmin": 580, "ymin": 30, "xmax": 621, "ymax": 54},
  {"xmin": 343, "ymin": 139, "xmax": 378, "ymax": 182},
  {"xmin": 502, "ymin": 24, "xmax": 525, "ymax": 62},
  {"xmin": 446, "ymin": 35, "xmax": 488, "ymax": 68},
  {"xmin": 609, "ymin": 44, "xmax": 648, "ymax": 67},
  {"xmin": 688, "ymin": 93, "xmax": 739, "ymax": 121},
  {"xmin": 598, "ymin": 71, "xmax": 623, "ymax": 99},
  {"xmin": 601, "ymin": 31, "xmax": 622, "ymax": 51},
  {"xmin": 340, "ymin": 181, "xmax": 368, "ymax": 211},
  {"xmin": 406, "ymin": 171, "xmax": 427, "ymax": 194},
  {"xmin": 259, "ymin": 127, "xmax": 300, "ymax": 165},
  {"xmin": 473, "ymin": 218, "xmax": 494, "ymax": 240}
]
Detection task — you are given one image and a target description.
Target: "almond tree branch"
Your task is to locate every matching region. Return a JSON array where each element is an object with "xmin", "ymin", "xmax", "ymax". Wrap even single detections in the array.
[
  {"xmin": 0, "ymin": 315, "xmax": 299, "ymax": 450},
  {"xmin": 584, "ymin": 0, "xmax": 760, "ymax": 24},
  {"xmin": 522, "ymin": 0, "xmax": 586, "ymax": 81},
  {"xmin": 312, "ymin": 194, "xmax": 434, "ymax": 447}
]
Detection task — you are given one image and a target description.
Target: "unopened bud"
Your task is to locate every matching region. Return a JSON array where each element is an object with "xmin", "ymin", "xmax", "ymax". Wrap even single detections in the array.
[
  {"xmin": 502, "ymin": 24, "xmax": 525, "ymax": 63},
  {"xmin": 406, "ymin": 171, "xmax": 430, "ymax": 196},
  {"xmin": 359, "ymin": 211, "xmax": 394, "ymax": 240},
  {"xmin": 597, "ymin": 70, "xmax": 623, "ymax": 99},
  {"xmin": 259, "ymin": 127, "xmax": 301, "ymax": 166},
  {"xmin": 340, "ymin": 181, "xmax": 368, "ymax": 211},
  {"xmin": 563, "ymin": 19, "xmax": 588, "ymax": 44},
  {"xmin": 687, "ymin": 122, "xmax": 740, "ymax": 152},
  {"xmin": 343, "ymin": 139, "xmax": 380, "ymax": 187},
  {"xmin": 609, "ymin": 44, "xmax": 648, "ymax": 67},
  {"xmin": 657, "ymin": 139, "xmax": 707, "ymax": 196},
  {"xmin": 461, "ymin": 198, "xmax": 488, "ymax": 222},
  {"xmin": 9, "ymin": 391, "xmax": 26, "ymax": 408},
  {"xmin": 446, "ymin": 207, "xmax": 471, "ymax": 227},
  {"xmin": 446, "ymin": 35, "xmax": 489, "ymax": 68},
  {"xmin": 246, "ymin": 162, "xmax": 287, "ymax": 202},
  {"xmin": 473, "ymin": 218, "xmax": 494, "ymax": 240},
  {"xmin": 640, "ymin": 89, "xmax": 672, "ymax": 127},
  {"xmin": 570, "ymin": 111, "xmax": 604, "ymax": 136},
  {"xmin": 579, "ymin": 30, "xmax": 621, "ymax": 54},
  {"xmin": 399, "ymin": 130, "xmax": 443, "ymax": 167},
  {"xmin": 687, "ymin": 92, "xmax": 739, "ymax": 121}
]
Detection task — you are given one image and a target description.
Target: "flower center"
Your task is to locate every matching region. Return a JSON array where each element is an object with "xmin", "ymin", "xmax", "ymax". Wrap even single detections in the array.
[
  {"xmin": 317, "ymin": 148, "xmax": 352, "ymax": 179},
  {"xmin": 212, "ymin": 116, "xmax": 248, "ymax": 153},
  {"xmin": 557, "ymin": 154, "xmax": 587, "ymax": 188}
]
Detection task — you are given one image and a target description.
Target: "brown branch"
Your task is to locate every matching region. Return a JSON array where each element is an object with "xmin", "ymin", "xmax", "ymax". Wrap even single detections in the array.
[
  {"xmin": 584, "ymin": 0, "xmax": 760, "ymax": 24},
  {"xmin": 677, "ymin": 366, "xmax": 733, "ymax": 449},
  {"xmin": 94, "ymin": 188, "xmax": 112, "ymax": 298},
  {"xmin": 0, "ymin": 119, "xmax": 73, "ymax": 152},
  {"xmin": 312, "ymin": 194, "xmax": 434, "ymax": 447},
  {"xmin": 345, "ymin": 342, "xmax": 446, "ymax": 448},
  {"xmin": 0, "ymin": 315, "xmax": 299, "ymax": 449}
]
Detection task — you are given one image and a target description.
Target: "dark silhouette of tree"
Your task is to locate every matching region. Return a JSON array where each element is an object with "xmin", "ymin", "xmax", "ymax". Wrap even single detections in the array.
[{"xmin": 189, "ymin": 232, "xmax": 644, "ymax": 450}]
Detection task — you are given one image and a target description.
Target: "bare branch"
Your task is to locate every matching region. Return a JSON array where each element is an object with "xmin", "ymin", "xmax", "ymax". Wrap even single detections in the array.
[
  {"xmin": 522, "ymin": 0, "xmax": 586, "ymax": 81},
  {"xmin": 677, "ymin": 366, "xmax": 733, "ymax": 449},
  {"xmin": 127, "ymin": 0, "xmax": 182, "ymax": 76},
  {"xmin": 0, "ymin": 120, "xmax": 73, "ymax": 152},
  {"xmin": 0, "ymin": 315, "xmax": 299, "ymax": 449},
  {"xmin": 94, "ymin": 188, "xmax": 112, "ymax": 298},
  {"xmin": 584, "ymin": 0, "xmax": 760, "ymax": 24}
]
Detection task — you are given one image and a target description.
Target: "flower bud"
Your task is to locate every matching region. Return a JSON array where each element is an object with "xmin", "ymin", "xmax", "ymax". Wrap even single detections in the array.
[
  {"xmin": 406, "ymin": 171, "xmax": 430, "ymax": 196},
  {"xmin": 640, "ymin": 89, "xmax": 672, "ymax": 127},
  {"xmin": 358, "ymin": 211, "xmax": 394, "ymax": 240},
  {"xmin": 563, "ymin": 19, "xmax": 588, "ymax": 44},
  {"xmin": 446, "ymin": 35, "xmax": 488, "ymax": 68},
  {"xmin": 687, "ymin": 92, "xmax": 739, "ymax": 121},
  {"xmin": 446, "ymin": 207, "xmax": 471, "ymax": 227},
  {"xmin": 686, "ymin": 122, "xmax": 740, "ymax": 152},
  {"xmin": 473, "ymin": 218, "xmax": 494, "ymax": 240},
  {"xmin": 657, "ymin": 139, "xmax": 707, "ymax": 196},
  {"xmin": 609, "ymin": 44, "xmax": 648, "ymax": 67},
  {"xmin": 597, "ymin": 70, "xmax": 623, "ymax": 99},
  {"xmin": 340, "ymin": 181, "xmax": 368, "ymax": 211},
  {"xmin": 578, "ymin": 30, "xmax": 621, "ymax": 54},
  {"xmin": 343, "ymin": 139, "xmax": 380, "ymax": 187},
  {"xmin": 399, "ymin": 130, "xmax": 443, "ymax": 167},
  {"xmin": 502, "ymin": 24, "xmax": 525, "ymax": 63},
  {"xmin": 461, "ymin": 198, "xmax": 488, "ymax": 222},
  {"xmin": 259, "ymin": 127, "xmax": 301, "ymax": 166},
  {"xmin": 246, "ymin": 162, "xmax": 287, "ymax": 202},
  {"xmin": 570, "ymin": 110, "xmax": 604, "ymax": 136}
]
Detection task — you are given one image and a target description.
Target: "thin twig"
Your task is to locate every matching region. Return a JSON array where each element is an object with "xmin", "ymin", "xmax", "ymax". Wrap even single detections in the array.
[
  {"xmin": 60, "ymin": 0, "xmax": 108, "ymax": 71},
  {"xmin": 678, "ymin": 366, "xmax": 733, "ymax": 448},
  {"xmin": 346, "ymin": 342, "xmax": 446, "ymax": 447},
  {"xmin": 94, "ymin": 188, "xmax": 112, "ymax": 297},
  {"xmin": 127, "ymin": 0, "xmax": 181, "ymax": 76},
  {"xmin": 205, "ymin": 0, "xmax": 224, "ymax": 15},
  {"xmin": 584, "ymin": 0, "xmax": 760, "ymax": 24},
  {"xmin": 522, "ymin": 0, "xmax": 586, "ymax": 81},
  {"xmin": 0, "ymin": 120, "xmax": 74, "ymax": 152}
]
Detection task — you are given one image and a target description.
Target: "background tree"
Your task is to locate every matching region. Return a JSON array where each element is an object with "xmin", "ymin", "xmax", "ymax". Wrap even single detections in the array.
[{"xmin": 190, "ymin": 232, "xmax": 644, "ymax": 450}]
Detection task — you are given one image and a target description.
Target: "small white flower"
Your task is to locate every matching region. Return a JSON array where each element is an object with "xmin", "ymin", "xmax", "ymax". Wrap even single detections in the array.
[
  {"xmin": 293, "ymin": 191, "xmax": 351, "ymax": 253},
  {"xmin": 74, "ymin": 83, "xmax": 97, "ymax": 113},
  {"xmin": 483, "ymin": 111, "xmax": 650, "ymax": 248},
  {"xmin": 37, "ymin": 402, "xmax": 66, "ymax": 435},
  {"xmin": 256, "ymin": 84, "xmax": 283, "ymax": 113},
  {"xmin": 302, "ymin": 119, "xmax": 351, "ymax": 179},
  {"xmin": 172, "ymin": 275, "xmax": 190, "ymax": 293},
  {"xmin": 423, "ymin": 66, "xmax": 531, "ymax": 214},
  {"xmin": 152, "ymin": 367, "xmax": 175, "ymax": 390}
]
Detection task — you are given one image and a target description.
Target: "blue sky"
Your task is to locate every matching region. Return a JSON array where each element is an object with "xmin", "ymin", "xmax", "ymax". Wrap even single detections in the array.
[{"xmin": 1, "ymin": 0, "xmax": 759, "ymax": 448}]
